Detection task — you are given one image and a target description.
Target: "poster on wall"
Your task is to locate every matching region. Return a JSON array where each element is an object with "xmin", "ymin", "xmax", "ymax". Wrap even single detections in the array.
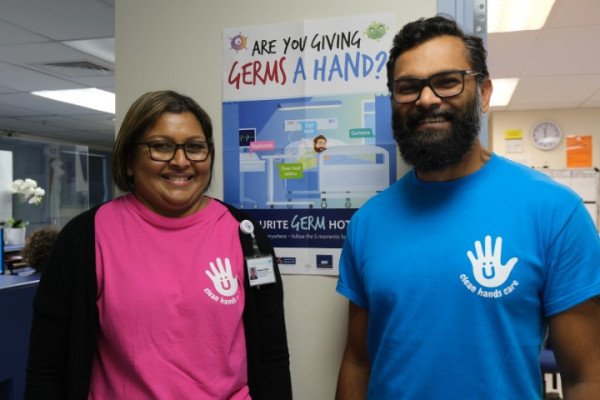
[
  {"xmin": 222, "ymin": 14, "xmax": 397, "ymax": 275},
  {"xmin": 566, "ymin": 135, "xmax": 592, "ymax": 168}
]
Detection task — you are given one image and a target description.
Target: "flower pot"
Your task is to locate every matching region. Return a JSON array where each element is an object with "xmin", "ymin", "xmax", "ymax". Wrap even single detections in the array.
[{"xmin": 4, "ymin": 227, "xmax": 26, "ymax": 246}]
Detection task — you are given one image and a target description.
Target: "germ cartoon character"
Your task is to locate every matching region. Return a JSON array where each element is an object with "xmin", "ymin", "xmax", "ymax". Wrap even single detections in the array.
[
  {"xmin": 365, "ymin": 22, "xmax": 389, "ymax": 40},
  {"xmin": 230, "ymin": 33, "xmax": 248, "ymax": 52}
]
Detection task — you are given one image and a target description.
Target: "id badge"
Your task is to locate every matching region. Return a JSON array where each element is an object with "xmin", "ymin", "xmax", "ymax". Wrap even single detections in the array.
[{"xmin": 247, "ymin": 256, "xmax": 276, "ymax": 287}]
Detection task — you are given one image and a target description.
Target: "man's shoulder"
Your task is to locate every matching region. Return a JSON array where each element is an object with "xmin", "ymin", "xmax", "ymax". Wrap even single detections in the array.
[{"xmin": 350, "ymin": 180, "xmax": 405, "ymax": 222}]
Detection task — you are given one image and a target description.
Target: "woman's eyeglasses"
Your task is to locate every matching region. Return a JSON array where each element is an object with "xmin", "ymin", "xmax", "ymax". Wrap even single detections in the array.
[{"xmin": 137, "ymin": 141, "xmax": 212, "ymax": 162}]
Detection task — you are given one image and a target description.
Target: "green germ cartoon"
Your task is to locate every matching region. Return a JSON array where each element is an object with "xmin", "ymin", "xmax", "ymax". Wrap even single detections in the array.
[{"xmin": 365, "ymin": 21, "xmax": 388, "ymax": 40}]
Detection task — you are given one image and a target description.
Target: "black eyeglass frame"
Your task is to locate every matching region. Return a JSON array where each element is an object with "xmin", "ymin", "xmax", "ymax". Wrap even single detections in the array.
[
  {"xmin": 136, "ymin": 141, "xmax": 213, "ymax": 162},
  {"xmin": 390, "ymin": 69, "xmax": 485, "ymax": 104}
]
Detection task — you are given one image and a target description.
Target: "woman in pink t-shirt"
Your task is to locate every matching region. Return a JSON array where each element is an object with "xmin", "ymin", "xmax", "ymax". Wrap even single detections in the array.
[{"xmin": 25, "ymin": 91, "xmax": 292, "ymax": 400}]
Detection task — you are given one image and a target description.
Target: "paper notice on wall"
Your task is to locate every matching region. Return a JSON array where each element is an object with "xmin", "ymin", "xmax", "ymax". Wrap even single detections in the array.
[
  {"xmin": 567, "ymin": 135, "xmax": 592, "ymax": 168},
  {"xmin": 505, "ymin": 138, "xmax": 523, "ymax": 153}
]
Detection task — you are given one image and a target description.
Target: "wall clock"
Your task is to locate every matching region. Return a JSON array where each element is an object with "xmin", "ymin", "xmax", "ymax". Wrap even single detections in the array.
[{"xmin": 530, "ymin": 120, "xmax": 562, "ymax": 150}]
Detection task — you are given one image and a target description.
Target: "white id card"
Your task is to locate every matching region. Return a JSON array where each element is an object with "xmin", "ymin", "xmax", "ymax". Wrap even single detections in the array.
[{"xmin": 247, "ymin": 256, "xmax": 276, "ymax": 286}]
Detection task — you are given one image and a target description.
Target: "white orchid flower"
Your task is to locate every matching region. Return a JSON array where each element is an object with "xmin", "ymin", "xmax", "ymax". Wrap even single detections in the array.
[
  {"xmin": 11, "ymin": 179, "xmax": 24, "ymax": 193},
  {"xmin": 10, "ymin": 178, "xmax": 45, "ymax": 206}
]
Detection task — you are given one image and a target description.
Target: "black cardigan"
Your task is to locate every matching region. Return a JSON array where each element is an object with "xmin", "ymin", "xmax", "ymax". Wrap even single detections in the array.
[{"xmin": 24, "ymin": 199, "xmax": 292, "ymax": 399}]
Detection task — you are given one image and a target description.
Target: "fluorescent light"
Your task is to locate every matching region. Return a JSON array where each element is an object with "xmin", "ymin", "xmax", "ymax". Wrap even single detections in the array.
[
  {"xmin": 488, "ymin": 0, "xmax": 555, "ymax": 33},
  {"xmin": 490, "ymin": 78, "xmax": 519, "ymax": 107},
  {"xmin": 32, "ymin": 88, "xmax": 115, "ymax": 114}
]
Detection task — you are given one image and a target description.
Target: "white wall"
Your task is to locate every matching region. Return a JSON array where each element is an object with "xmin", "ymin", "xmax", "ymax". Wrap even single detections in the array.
[
  {"xmin": 116, "ymin": 1, "xmax": 435, "ymax": 399},
  {"xmin": 0, "ymin": 150, "xmax": 13, "ymax": 222},
  {"xmin": 490, "ymin": 108, "xmax": 600, "ymax": 169}
]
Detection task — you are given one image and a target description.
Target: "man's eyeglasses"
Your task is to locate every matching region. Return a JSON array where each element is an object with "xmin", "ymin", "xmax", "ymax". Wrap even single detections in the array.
[
  {"xmin": 137, "ymin": 141, "xmax": 212, "ymax": 162},
  {"xmin": 390, "ymin": 70, "xmax": 485, "ymax": 104}
]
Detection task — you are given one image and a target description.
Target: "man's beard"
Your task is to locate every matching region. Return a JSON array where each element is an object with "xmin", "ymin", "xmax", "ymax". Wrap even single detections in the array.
[{"xmin": 392, "ymin": 92, "xmax": 482, "ymax": 172}]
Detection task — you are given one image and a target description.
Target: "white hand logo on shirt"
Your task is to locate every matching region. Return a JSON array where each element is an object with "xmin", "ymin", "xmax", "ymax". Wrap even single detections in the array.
[
  {"xmin": 205, "ymin": 257, "xmax": 239, "ymax": 297},
  {"xmin": 467, "ymin": 235, "xmax": 518, "ymax": 288}
]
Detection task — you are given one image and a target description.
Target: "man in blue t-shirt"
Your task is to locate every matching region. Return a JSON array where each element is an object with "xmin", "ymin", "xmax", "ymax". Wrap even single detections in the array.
[{"xmin": 335, "ymin": 15, "xmax": 600, "ymax": 400}]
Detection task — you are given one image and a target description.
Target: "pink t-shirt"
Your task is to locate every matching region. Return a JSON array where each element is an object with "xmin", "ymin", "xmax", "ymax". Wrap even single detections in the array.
[{"xmin": 88, "ymin": 195, "xmax": 250, "ymax": 399}]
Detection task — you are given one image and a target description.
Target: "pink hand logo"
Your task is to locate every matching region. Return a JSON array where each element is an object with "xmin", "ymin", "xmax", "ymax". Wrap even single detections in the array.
[{"xmin": 205, "ymin": 257, "xmax": 239, "ymax": 297}]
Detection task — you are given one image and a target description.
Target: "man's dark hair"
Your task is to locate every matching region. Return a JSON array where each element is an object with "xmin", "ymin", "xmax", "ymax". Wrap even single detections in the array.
[
  {"xmin": 313, "ymin": 134, "xmax": 327, "ymax": 145},
  {"xmin": 386, "ymin": 15, "xmax": 489, "ymax": 92}
]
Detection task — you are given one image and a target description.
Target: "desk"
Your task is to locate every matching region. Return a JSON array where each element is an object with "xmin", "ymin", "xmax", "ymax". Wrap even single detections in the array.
[
  {"xmin": 0, "ymin": 275, "xmax": 39, "ymax": 400},
  {"xmin": 0, "ymin": 275, "xmax": 38, "ymax": 289}
]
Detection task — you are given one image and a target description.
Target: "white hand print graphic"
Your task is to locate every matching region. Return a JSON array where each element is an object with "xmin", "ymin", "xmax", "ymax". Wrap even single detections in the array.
[
  {"xmin": 205, "ymin": 257, "xmax": 239, "ymax": 297},
  {"xmin": 467, "ymin": 235, "xmax": 518, "ymax": 288}
]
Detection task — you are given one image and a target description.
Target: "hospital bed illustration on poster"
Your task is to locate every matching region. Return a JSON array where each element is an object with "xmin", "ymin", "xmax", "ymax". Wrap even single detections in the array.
[{"xmin": 262, "ymin": 138, "xmax": 390, "ymax": 208}]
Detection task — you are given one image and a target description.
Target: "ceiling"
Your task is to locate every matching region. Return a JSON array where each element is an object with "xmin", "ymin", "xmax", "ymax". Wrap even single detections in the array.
[
  {"xmin": 0, "ymin": 0, "xmax": 598, "ymax": 148},
  {"xmin": 0, "ymin": 0, "xmax": 115, "ymax": 148},
  {"xmin": 487, "ymin": 0, "xmax": 600, "ymax": 111}
]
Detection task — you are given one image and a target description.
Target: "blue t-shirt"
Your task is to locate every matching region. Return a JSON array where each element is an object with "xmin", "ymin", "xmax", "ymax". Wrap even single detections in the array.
[{"xmin": 337, "ymin": 154, "xmax": 600, "ymax": 399}]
